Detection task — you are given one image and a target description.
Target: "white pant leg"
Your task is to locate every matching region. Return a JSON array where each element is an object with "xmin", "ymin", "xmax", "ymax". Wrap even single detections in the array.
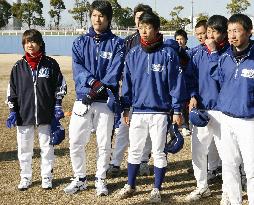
[
  {"xmin": 38, "ymin": 124, "xmax": 54, "ymax": 178},
  {"xmin": 17, "ymin": 125, "xmax": 35, "ymax": 179},
  {"xmin": 141, "ymin": 135, "xmax": 152, "ymax": 162},
  {"xmin": 235, "ymin": 117, "xmax": 254, "ymax": 205},
  {"xmin": 128, "ymin": 114, "xmax": 149, "ymax": 164},
  {"xmin": 110, "ymin": 117, "xmax": 129, "ymax": 166},
  {"xmin": 69, "ymin": 101, "xmax": 93, "ymax": 178},
  {"xmin": 149, "ymin": 114, "xmax": 168, "ymax": 168},
  {"xmin": 93, "ymin": 103, "xmax": 114, "ymax": 179},
  {"xmin": 220, "ymin": 113, "xmax": 242, "ymax": 205},
  {"xmin": 191, "ymin": 110, "xmax": 221, "ymax": 189},
  {"xmin": 191, "ymin": 125, "xmax": 211, "ymax": 189},
  {"xmin": 207, "ymin": 138, "xmax": 221, "ymax": 171}
]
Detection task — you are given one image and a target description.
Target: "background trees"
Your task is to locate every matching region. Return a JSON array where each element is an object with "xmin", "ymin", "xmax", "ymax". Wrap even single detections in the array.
[
  {"xmin": 161, "ymin": 6, "xmax": 191, "ymax": 31},
  {"xmin": 2, "ymin": 0, "xmax": 252, "ymax": 31},
  {"xmin": 196, "ymin": 13, "xmax": 209, "ymax": 22},
  {"xmin": 11, "ymin": 0, "xmax": 44, "ymax": 28},
  {"xmin": 108, "ymin": 0, "xmax": 134, "ymax": 28},
  {"xmin": 0, "ymin": 0, "xmax": 12, "ymax": 28},
  {"xmin": 226, "ymin": 0, "xmax": 251, "ymax": 14},
  {"xmin": 49, "ymin": 0, "xmax": 66, "ymax": 30},
  {"xmin": 68, "ymin": 0, "xmax": 90, "ymax": 28}
]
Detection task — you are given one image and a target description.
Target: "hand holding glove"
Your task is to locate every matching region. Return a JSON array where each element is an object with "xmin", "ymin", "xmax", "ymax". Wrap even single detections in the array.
[
  {"xmin": 82, "ymin": 80, "xmax": 107, "ymax": 105},
  {"xmin": 91, "ymin": 80, "xmax": 106, "ymax": 95},
  {"xmin": 6, "ymin": 112, "xmax": 17, "ymax": 128}
]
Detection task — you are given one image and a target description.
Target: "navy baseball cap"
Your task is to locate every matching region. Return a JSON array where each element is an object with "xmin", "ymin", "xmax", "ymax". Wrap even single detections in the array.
[
  {"xmin": 165, "ymin": 124, "xmax": 184, "ymax": 154},
  {"xmin": 189, "ymin": 108, "xmax": 210, "ymax": 127}
]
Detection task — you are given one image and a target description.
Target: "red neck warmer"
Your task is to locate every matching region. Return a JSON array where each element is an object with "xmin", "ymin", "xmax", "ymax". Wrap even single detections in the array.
[
  {"xmin": 25, "ymin": 51, "xmax": 43, "ymax": 70},
  {"xmin": 140, "ymin": 33, "xmax": 163, "ymax": 47},
  {"xmin": 205, "ymin": 40, "xmax": 227, "ymax": 54}
]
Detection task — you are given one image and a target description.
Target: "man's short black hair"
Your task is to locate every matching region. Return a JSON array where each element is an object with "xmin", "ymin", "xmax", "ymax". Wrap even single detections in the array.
[
  {"xmin": 22, "ymin": 29, "xmax": 45, "ymax": 54},
  {"xmin": 139, "ymin": 12, "xmax": 160, "ymax": 30},
  {"xmin": 89, "ymin": 0, "xmax": 113, "ymax": 23},
  {"xmin": 195, "ymin": 20, "xmax": 207, "ymax": 29},
  {"xmin": 207, "ymin": 15, "xmax": 228, "ymax": 34},
  {"xmin": 174, "ymin": 29, "xmax": 188, "ymax": 40},
  {"xmin": 228, "ymin": 13, "xmax": 253, "ymax": 33},
  {"xmin": 134, "ymin": 4, "xmax": 153, "ymax": 16}
]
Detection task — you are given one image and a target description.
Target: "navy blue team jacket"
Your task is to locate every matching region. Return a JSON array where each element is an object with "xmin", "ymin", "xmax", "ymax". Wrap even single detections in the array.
[
  {"xmin": 187, "ymin": 44, "xmax": 229, "ymax": 110},
  {"xmin": 72, "ymin": 28, "xmax": 125, "ymax": 100},
  {"xmin": 213, "ymin": 43, "xmax": 254, "ymax": 118},
  {"xmin": 121, "ymin": 43, "xmax": 187, "ymax": 114}
]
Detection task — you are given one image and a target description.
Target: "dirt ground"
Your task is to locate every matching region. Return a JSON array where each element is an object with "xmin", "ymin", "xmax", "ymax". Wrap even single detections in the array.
[{"xmin": 0, "ymin": 54, "xmax": 247, "ymax": 205}]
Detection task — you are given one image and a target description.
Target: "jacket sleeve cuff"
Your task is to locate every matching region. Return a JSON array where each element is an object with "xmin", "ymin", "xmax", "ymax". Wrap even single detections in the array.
[
  {"xmin": 88, "ymin": 77, "xmax": 96, "ymax": 87},
  {"xmin": 173, "ymin": 108, "xmax": 181, "ymax": 113},
  {"xmin": 190, "ymin": 92, "xmax": 197, "ymax": 98},
  {"xmin": 173, "ymin": 110, "xmax": 182, "ymax": 115}
]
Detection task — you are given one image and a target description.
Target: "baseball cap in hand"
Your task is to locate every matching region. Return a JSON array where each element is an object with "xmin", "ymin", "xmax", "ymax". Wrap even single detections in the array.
[
  {"xmin": 50, "ymin": 117, "xmax": 65, "ymax": 145},
  {"xmin": 189, "ymin": 108, "xmax": 210, "ymax": 127},
  {"xmin": 165, "ymin": 124, "xmax": 184, "ymax": 154}
]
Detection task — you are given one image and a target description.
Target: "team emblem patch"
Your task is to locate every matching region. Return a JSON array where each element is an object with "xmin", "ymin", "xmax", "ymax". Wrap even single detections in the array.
[
  {"xmin": 38, "ymin": 67, "xmax": 50, "ymax": 78},
  {"xmin": 241, "ymin": 68, "xmax": 254, "ymax": 79},
  {"xmin": 100, "ymin": 51, "xmax": 112, "ymax": 59},
  {"xmin": 151, "ymin": 64, "xmax": 165, "ymax": 72}
]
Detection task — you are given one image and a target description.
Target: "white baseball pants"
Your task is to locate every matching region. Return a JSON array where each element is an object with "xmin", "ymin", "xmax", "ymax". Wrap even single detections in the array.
[
  {"xmin": 220, "ymin": 113, "xmax": 254, "ymax": 205},
  {"xmin": 68, "ymin": 101, "xmax": 114, "ymax": 179},
  {"xmin": 207, "ymin": 137, "xmax": 221, "ymax": 171},
  {"xmin": 17, "ymin": 124, "xmax": 54, "ymax": 179},
  {"xmin": 128, "ymin": 113, "xmax": 168, "ymax": 168},
  {"xmin": 191, "ymin": 110, "xmax": 222, "ymax": 189},
  {"xmin": 110, "ymin": 112, "xmax": 152, "ymax": 166}
]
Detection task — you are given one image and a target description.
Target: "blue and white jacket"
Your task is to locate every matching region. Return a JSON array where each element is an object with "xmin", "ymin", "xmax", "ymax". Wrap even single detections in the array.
[
  {"xmin": 212, "ymin": 42, "xmax": 254, "ymax": 118},
  {"xmin": 72, "ymin": 27, "xmax": 125, "ymax": 100},
  {"xmin": 121, "ymin": 44, "xmax": 187, "ymax": 114},
  {"xmin": 187, "ymin": 44, "xmax": 229, "ymax": 110},
  {"xmin": 187, "ymin": 44, "xmax": 204, "ymax": 59}
]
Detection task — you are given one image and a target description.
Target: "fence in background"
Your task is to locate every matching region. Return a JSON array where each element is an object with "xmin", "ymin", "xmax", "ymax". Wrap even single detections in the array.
[{"xmin": 0, "ymin": 30, "xmax": 199, "ymax": 56}]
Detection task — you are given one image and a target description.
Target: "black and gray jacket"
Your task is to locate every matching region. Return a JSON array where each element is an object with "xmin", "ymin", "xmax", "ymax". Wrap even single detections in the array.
[
  {"xmin": 124, "ymin": 30, "xmax": 140, "ymax": 54},
  {"xmin": 7, "ymin": 55, "xmax": 67, "ymax": 126}
]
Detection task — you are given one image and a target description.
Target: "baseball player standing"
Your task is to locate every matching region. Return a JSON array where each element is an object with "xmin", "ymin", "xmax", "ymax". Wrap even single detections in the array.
[
  {"xmin": 108, "ymin": 3, "xmax": 153, "ymax": 177},
  {"xmin": 185, "ymin": 15, "xmax": 229, "ymax": 202},
  {"xmin": 117, "ymin": 12, "xmax": 186, "ymax": 203},
  {"xmin": 187, "ymin": 20, "xmax": 222, "ymax": 182},
  {"xmin": 6, "ymin": 29, "xmax": 67, "ymax": 190},
  {"xmin": 211, "ymin": 13, "xmax": 254, "ymax": 205},
  {"xmin": 63, "ymin": 0, "xmax": 125, "ymax": 196}
]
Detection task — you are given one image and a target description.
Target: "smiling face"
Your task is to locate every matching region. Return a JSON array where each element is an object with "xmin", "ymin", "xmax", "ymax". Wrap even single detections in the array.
[
  {"xmin": 139, "ymin": 22, "xmax": 158, "ymax": 42},
  {"xmin": 91, "ymin": 9, "xmax": 109, "ymax": 34},
  {"xmin": 227, "ymin": 22, "xmax": 252, "ymax": 51},
  {"xmin": 24, "ymin": 40, "xmax": 41, "ymax": 55}
]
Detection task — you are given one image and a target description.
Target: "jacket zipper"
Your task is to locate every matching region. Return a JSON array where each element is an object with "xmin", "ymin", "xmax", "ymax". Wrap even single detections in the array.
[
  {"xmin": 147, "ymin": 53, "xmax": 150, "ymax": 74},
  {"xmin": 24, "ymin": 57, "xmax": 42, "ymax": 125},
  {"xmin": 33, "ymin": 71, "xmax": 38, "ymax": 125},
  {"xmin": 234, "ymin": 56, "xmax": 247, "ymax": 79},
  {"xmin": 96, "ymin": 41, "xmax": 99, "ymax": 61}
]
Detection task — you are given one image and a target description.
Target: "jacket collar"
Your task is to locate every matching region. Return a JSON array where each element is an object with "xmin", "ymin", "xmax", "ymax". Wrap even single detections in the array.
[
  {"xmin": 227, "ymin": 40, "xmax": 254, "ymax": 59},
  {"xmin": 86, "ymin": 27, "xmax": 113, "ymax": 42}
]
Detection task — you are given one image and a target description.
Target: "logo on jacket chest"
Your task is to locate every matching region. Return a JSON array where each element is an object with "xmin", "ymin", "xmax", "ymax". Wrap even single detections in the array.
[
  {"xmin": 38, "ymin": 67, "xmax": 50, "ymax": 78},
  {"xmin": 241, "ymin": 68, "xmax": 254, "ymax": 79},
  {"xmin": 151, "ymin": 64, "xmax": 165, "ymax": 72},
  {"xmin": 100, "ymin": 51, "xmax": 112, "ymax": 59}
]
